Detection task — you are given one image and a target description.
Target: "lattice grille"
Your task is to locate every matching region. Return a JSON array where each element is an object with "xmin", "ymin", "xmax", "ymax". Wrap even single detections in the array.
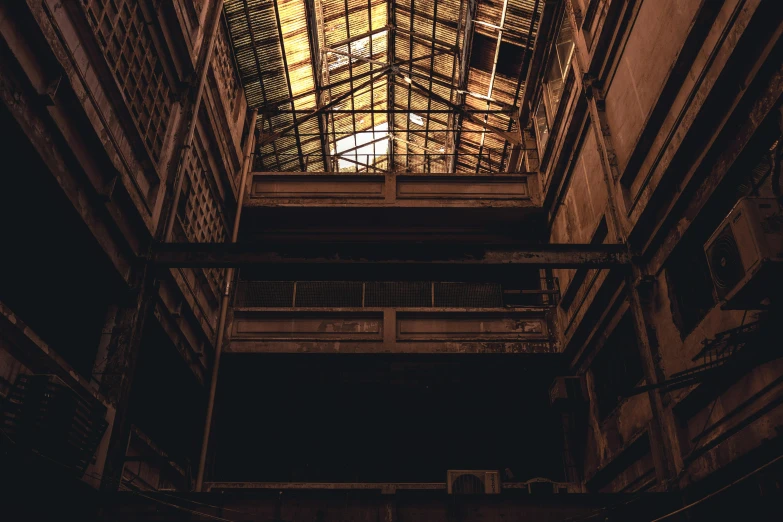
[
  {"xmin": 434, "ymin": 283, "xmax": 503, "ymax": 308},
  {"xmin": 295, "ymin": 282, "xmax": 363, "ymax": 308},
  {"xmin": 178, "ymin": 135, "xmax": 226, "ymax": 295},
  {"xmin": 82, "ymin": 0, "xmax": 173, "ymax": 163},
  {"xmin": 213, "ymin": 23, "xmax": 240, "ymax": 118},
  {"xmin": 233, "ymin": 281, "xmax": 508, "ymax": 308},
  {"xmin": 235, "ymin": 281, "xmax": 295, "ymax": 307},
  {"xmin": 365, "ymin": 282, "xmax": 431, "ymax": 307}
]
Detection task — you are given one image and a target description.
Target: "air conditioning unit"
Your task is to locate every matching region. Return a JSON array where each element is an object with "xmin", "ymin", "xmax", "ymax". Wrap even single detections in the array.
[
  {"xmin": 704, "ymin": 198, "xmax": 783, "ymax": 309},
  {"xmin": 549, "ymin": 376, "xmax": 586, "ymax": 409},
  {"xmin": 447, "ymin": 470, "xmax": 501, "ymax": 494}
]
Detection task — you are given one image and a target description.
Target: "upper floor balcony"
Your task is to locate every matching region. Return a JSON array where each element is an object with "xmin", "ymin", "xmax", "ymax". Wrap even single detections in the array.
[{"xmin": 248, "ymin": 169, "xmax": 537, "ymax": 211}]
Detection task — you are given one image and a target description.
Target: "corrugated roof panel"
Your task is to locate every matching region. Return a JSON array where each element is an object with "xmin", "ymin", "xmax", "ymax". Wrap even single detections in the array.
[{"xmin": 225, "ymin": 0, "xmax": 541, "ymax": 172}]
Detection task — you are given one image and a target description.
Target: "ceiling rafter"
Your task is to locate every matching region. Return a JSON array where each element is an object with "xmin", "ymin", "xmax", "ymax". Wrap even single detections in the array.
[
  {"xmin": 257, "ymin": 67, "xmax": 390, "ymax": 148},
  {"xmin": 398, "ymin": 73, "xmax": 521, "ymax": 145},
  {"xmin": 503, "ymin": 0, "xmax": 540, "ymax": 172},
  {"xmin": 328, "ymin": 25, "xmax": 391, "ymax": 49},
  {"xmin": 475, "ymin": 0, "xmax": 510, "ymax": 174},
  {"xmin": 304, "ymin": 0, "xmax": 332, "ymax": 170},
  {"xmin": 450, "ymin": 0, "xmax": 477, "ymax": 172},
  {"xmin": 388, "ymin": 0, "xmax": 396, "ymax": 170},
  {"xmin": 394, "ymin": 26, "xmax": 459, "ymax": 54},
  {"xmin": 403, "ymin": 0, "xmax": 415, "ymax": 166},
  {"xmin": 272, "ymin": 0, "xmax": 306, "ymax": 171},
  {"xmin": 225, "ymin": 0, "xmax": 541, "ymax": 173}
]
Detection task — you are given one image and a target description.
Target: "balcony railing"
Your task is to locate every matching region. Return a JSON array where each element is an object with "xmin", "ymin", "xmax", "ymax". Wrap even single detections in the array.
[
  {"xmin": 254, "ymin": 152, "xmax": 522, "ymax": 174},
  {"xmin": 235, "ymin": 280, "xmax": 559, "ymax": 308}
]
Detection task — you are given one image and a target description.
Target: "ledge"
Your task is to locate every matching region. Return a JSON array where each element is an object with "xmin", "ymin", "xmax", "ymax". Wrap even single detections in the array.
[
  {"xmin": 246, "ymin": 172, "xmax": 539, "ymax": 208},
  {"xmin": 227, "ymin": 307, "xmax": 553, "ymax": 354}
]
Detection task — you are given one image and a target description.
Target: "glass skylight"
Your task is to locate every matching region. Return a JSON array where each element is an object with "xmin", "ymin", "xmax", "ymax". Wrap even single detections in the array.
[
  {"xmin": 333, "ymin": 122, "xmax": 389, "ymax": 171},
  {"xmin": 327, "ymin": 31, "xmax": 388, "ymax": 71}
]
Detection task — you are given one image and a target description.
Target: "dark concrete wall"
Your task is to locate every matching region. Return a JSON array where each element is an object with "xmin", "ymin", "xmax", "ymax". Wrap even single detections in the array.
[{"xmin": 536, "ymin": 0, "xmax": 783, "ymax": 494}]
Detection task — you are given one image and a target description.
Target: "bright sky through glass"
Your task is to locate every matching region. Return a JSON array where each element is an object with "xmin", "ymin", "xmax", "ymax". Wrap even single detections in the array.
[{"xmin": 334, "ymin": 122, "xmax": 389, "ymax": 170}]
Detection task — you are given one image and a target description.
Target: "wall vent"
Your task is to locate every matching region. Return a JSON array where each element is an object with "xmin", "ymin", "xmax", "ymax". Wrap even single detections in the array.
[{"xmin": 447, "ymin": 470, "xmax": 501, "ymax": 494}]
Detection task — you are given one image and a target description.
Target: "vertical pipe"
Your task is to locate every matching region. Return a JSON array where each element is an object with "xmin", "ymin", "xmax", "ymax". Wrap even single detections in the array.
[
  {"xmin": 163, "ymin": 0, "xmax": 226, "ymax": 242},
  {"xmin": 195, "ymin": 109, "xmax": 258, "ymax": 491}
]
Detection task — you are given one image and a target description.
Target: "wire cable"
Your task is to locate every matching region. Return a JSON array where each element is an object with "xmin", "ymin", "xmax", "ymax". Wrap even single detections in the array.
[
  {"xmin": 129, "ymin": 489, "xmax": 236, "ymax": 522},
  {"xmin": 650, "ymin": 452, "xmax": 783, "ymax": 521},
  {"xmin": 0, "ymin": 426, "xmax": 249, "ymax": 519}
]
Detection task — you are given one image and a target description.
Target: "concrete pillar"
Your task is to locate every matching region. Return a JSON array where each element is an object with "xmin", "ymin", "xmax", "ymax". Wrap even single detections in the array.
[
  {"xmin": 93, "ymin": 264, "xmax": 157, "ymax": 491},
  {"xmin": 564, "ymin": 10, "xmax": 682, "ymax": 482}
]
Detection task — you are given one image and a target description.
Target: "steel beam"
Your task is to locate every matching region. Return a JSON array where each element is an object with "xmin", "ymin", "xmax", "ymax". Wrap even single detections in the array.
[
  {"xmin": 150, "ymin": 243, "xmax": 631, "ymax": 268},
  {"xmin": 327, "ymin": 25, "xmax": 391, "ymax": 50},
  {"xmin": 304, "ymin": 0, "xmax": 331, "ymax": 170},
  {"xmin": 262, "ymin": 109, "xmax": 513, "ymax": 114},
  {"xmin": 399, "ymin": 74, "xmax": 523, "ymax": 145},
  {"xmin": 323, "ymin": 47, "xmax": 389, "ymax": 68},
  {"xmin": 394, "ymin": 26, "xmax": 459, "ymax": 54},
  {"xmin": 272, "ymin": 0, "xmax": 306, "ymax": 170},
  {"xmin": 504, "ymin": 0, "xmax": 540, "ymax": 171},
  {"xmin": 450, "ymin": 0, "xmax": 477, "ymax": 171},
  {"xmin": 257, "ymin": 67, "xmax": 390, "ymax": 148}
]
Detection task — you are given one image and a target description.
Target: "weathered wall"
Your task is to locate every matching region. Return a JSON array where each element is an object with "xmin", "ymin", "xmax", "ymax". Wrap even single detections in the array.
[
  {"xmin": 604, "ymin": 0, "xmax": 702, "ymax": 172},
  {"xmin": 0, "ymin": 0, "xmax": 249, "ymax": 491},
  {"xmin": 535, "ymin": 0, "xmax": 783, "ymax": 493}
]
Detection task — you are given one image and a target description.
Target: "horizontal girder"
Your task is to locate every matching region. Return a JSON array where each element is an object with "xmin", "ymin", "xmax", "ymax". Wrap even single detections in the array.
[{"xmin": 149, "ymin": 243, "xmax": 631, "ymax": 269}]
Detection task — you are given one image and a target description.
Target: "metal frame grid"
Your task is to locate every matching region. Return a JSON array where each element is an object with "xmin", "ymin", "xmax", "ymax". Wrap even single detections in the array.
[{"xmin": 223, "ymin": 0, "xmax": 542, "ymax": 173}]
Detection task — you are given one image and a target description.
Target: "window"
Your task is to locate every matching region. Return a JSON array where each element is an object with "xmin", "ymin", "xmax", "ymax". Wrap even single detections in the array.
[
  {"xmin": 535, "ymin": 99, "xmax": 550, "ymax": 154},
  {"xmin": 533, "ymin": 9, "xmax": 575, "ymax": 154},
  {"xmin": 545, "ymin": 12, "xmax": 575, "ymax": 115},
  {"xmin": 666, "ymin": 240, "xmax": 717, "ymax": 337},
  {"xmin": 590, "ymin": 314, "xmax": 645, "ymax": 420}
]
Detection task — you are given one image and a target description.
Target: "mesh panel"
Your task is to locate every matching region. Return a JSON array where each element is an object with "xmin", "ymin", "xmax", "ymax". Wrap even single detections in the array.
[
  {"xmin": 364, "ymin": 282, "xmax": 431, "ymax": 307},
  {"xmin": 82, "ymin": 0, "xmax": 173, "ymax": 164},
  {"xmin": 235, "ymin": 281, "xmax": 295, "ymax": 307},
  {"xmin": 234, "ymin": 282, "xmax": 507, "ymax": 308},
  {"xmin": 434, "ymin": 283, "xmax": 503, "ymax": 308},
  {"xmin": 177, "ymin": 131, "xmax": 227, "ymax": 297},
  {"xmin": 212, "ymin": 24, "xmax": 240, "ymax": 121},
  {"xmin": 295, "ymin": 282, "xmax": 363, "ymax": 307}
]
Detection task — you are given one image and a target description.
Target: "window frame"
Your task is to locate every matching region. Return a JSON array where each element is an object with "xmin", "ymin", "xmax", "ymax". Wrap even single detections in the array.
[{"xmin": 533, "ymin": 8, "xmax": 576, "ymax": 155}]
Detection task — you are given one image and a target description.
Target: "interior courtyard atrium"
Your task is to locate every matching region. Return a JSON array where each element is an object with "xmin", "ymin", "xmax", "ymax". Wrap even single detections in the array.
[{"xmin": 1, "ymin": 0, "xmax": 782, "ymax": 520}]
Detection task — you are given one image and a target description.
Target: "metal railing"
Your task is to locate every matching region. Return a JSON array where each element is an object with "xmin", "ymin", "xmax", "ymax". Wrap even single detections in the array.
[
  {"xmin": 234, "ymin": 280, "xmax": 559, "ymax": 308},
  {"xmin": 254, "ymin": 151, "xmax": 517, "ymax": 173}
]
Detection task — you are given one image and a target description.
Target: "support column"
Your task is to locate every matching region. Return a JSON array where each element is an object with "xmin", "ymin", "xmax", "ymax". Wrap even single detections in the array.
[
  {"xmin": 98, "ymin": 0, "xmax": 226, "ymax": 491},
  {"xmin": 94, "ymin": 264, "xmax": 157, "ymax": 491},
  {"xmin": 195, "ymin": 109, "xmax": 258, "ymax": 491},
  {"xmin": 568, "ymin": 18, "xmax": 681, "ymax": 481},
  {"xmin": 583, "ymin": 77, "xmax": 681, "ymax": 485}
]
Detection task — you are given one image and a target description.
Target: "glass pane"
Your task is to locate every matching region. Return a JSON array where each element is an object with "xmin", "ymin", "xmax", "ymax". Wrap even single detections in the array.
[
  {"xmin": 535, "ymin": 99, "xmax": 550, "ymax": 154},
  {"xmin": 544, "ymin": 11, "xmax": 575, "ymax": 119}
]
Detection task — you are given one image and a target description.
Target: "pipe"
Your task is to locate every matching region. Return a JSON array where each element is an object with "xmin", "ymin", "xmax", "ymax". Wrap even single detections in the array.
[
  {"xmin": 195, "ymin": 109, "xmax": 258, "ymax": 491},
  {"xmin": 163, "ymin": 0, "xmax": 226, "ymax": 242}
]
